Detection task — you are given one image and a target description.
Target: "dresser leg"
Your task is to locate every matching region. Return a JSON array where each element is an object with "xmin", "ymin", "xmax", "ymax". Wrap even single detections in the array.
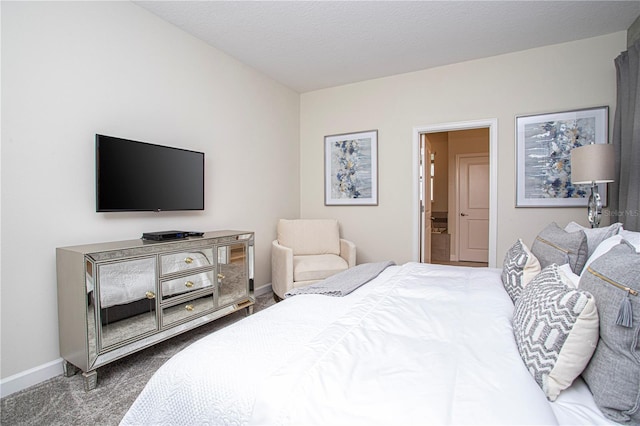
[
  {"xmin": 82, "ymin": 370, "xmax": 98, "ymax": 391},
  {"xmin": 245, "ymin": 305, "xmax": 254, "ymax": 316},
  {"xmin": 62, "ymin": 360, "xmax": 79, "ymax": 377}
]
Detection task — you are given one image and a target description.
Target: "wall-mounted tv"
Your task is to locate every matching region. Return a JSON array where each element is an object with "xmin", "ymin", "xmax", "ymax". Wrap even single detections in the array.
[{"xmin": 95, "ymin": 134, "xmax": 205, "ymax": 212}]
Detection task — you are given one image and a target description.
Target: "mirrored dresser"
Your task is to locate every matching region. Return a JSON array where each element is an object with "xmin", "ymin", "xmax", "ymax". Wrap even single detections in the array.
[{"xmin": 56, "ymin": 230, "xmax": 254, "ymax": 390}]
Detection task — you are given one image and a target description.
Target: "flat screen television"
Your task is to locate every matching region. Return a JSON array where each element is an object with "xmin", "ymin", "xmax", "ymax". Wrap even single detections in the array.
[{"xmin": 95, "ymin": 134, "xmax": 205, "ymax": 212}]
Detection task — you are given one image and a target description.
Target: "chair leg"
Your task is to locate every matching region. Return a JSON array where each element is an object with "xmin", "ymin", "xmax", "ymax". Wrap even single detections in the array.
[{"xmin": 273, "ymin": 293, "xmax": 283, "ymax": 303}]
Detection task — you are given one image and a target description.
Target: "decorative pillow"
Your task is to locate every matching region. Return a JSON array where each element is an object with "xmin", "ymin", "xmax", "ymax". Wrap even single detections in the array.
[
  {"xmin": 564, "ymin": 221, "xmax": 622, "ymax": 258},
  {"xmin": 558, "ymin": 263, "xmax": 580, "ymax": 288},
  {"xmin": 620, "ymin": 229, "xmax": 640, "ymax": 253},
  {"xmin": 531, "ymin": 222, "xmax": 588, "ymax": 274},
  {"xmin": 580, "ymin": 234, "xmax": 624, "ymax": 276},
  {"xmin": 501, "ymin": 239, "xmax": 541, "ymax": 303},
  {"xmin": 513, "ymin": 264, "xmax": 599, "ymax": 401},
  {"xmin": 580, "ymin": 241, "xmax": 640, "ymax": 424}
]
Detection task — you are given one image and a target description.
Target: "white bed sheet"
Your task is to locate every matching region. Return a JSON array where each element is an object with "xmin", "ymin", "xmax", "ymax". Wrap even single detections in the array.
[{"xmin": 120, "ymin": 262, "xmax": 612, "ymax": 426}]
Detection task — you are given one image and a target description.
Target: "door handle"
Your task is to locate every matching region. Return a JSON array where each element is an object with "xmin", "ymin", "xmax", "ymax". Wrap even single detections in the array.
[{"xmin": 461, "ymin": 213, "xmax": 468, "ymax": 216}]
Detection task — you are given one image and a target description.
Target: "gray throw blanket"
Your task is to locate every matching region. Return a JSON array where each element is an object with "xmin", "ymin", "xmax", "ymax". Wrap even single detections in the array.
[{"xmin": 284, "ymin": 261, "xmax": 396, "ymax": 298}]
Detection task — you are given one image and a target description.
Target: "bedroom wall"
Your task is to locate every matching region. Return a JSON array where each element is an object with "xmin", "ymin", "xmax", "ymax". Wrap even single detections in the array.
[
  {"xmin": 299, "ymin": 32, "xmax": 626, "ymax": 266},
  {"xmin": 1, "ymin": 1, "xmax": 299, "ymax": 385}
]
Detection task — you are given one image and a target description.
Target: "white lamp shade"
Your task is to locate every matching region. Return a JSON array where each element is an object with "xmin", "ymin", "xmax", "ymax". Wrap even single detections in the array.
[{"xmin": 571, "ymin": 143, "xmax": 615, "ymax": 184}]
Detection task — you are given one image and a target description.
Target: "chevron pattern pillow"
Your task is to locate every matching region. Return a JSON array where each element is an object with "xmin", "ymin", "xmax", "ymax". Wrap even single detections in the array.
[
  {"xmin": 513, "ymin": 264, "xmax": 599, "ymax": 401},
  {"xmin": 502, "ymin": 239, "xmax": 541, "ymax": 303}
]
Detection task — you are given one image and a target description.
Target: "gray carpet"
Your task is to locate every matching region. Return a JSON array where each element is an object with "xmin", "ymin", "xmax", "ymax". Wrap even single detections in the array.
[{"xmin": 1, "ymin": 292, "xmax": 276, "ymax": 426}]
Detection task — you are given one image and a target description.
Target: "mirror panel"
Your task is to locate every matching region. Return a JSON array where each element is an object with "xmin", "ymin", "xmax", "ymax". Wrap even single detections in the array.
[
  {"xmin": 217, "ymin": 244, "xmax": 249, "ymax": 307},
  {"xmin": 96, "ymin": 257, "xmax": 158, "ymax": 350}
]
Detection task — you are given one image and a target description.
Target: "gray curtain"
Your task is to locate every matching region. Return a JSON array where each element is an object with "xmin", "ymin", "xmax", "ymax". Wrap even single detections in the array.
[{"xmin": 611, "ymin": 40, "xmax": 640, "ymax": 231}]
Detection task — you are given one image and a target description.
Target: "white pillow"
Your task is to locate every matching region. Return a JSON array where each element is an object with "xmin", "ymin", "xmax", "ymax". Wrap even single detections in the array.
[
  {"xmin": 580, "ymin": 234, "xmax": 624, "ymax": 276},
  {"xmin": 620, "ymin": 229, "xmax": 640, "ymax": 253},
  {"xmin": 564, "ymin": 221, "xmax": 622, "ymax": 258}
]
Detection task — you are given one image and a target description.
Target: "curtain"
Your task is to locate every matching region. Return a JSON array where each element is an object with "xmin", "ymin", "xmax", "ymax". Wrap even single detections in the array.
[{"xmin": 611, "ymin": 40, "xmax": 640, "ymax": 231}]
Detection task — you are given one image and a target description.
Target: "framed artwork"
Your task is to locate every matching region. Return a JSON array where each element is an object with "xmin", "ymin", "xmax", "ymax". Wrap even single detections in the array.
[
  {"xmin": 324, "ymin": 130, "xmax": 378, "ymax": 206},
  {"xmin": 515, "ymin": 106, "xmax": 609, "ymax": 207}
]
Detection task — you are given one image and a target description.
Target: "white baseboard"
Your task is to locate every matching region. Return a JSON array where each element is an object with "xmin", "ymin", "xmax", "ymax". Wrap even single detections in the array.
[
  {"xmin": 255, "ymin": 282, "xmax": 272, "ymax": 297},
  {"xmin": 0, "ymin": 358, "xmax": 63, "ymax": 398},
  {"xmin": 2, "ymin": 284, "xmax": 274, "ymax": 398}
]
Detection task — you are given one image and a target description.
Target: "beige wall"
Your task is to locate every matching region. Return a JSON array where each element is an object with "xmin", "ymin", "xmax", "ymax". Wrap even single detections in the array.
[
  {"xmin": 1, "ymin": 2, "xmax": 300, "ymax": 382},
  {"xmin": 300, "ymin": 32, "xmax": 625, "ymax": 267}
]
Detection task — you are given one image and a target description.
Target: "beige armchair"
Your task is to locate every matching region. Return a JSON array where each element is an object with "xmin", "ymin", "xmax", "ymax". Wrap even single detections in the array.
[{"xmin": 271, "ymin": 219, "xmax": 356, "ymax": 300}]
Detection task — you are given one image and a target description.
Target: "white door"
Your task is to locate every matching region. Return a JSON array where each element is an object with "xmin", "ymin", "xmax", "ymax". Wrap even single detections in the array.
[
  {"xmin": 458, "ymin": 154, "xmax": 489, "ymax": 262},
  {"xmin": 422, "ymin": 139, "xmax": 432, "ymax": 263}
]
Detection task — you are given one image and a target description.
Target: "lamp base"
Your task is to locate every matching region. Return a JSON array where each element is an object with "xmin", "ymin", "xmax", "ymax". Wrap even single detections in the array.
[{"xmin": 587, "ymin": 183, "xmax": 602, "ymax": 228}]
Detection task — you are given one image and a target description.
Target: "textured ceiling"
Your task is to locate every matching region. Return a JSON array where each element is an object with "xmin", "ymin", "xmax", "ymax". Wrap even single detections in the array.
[{"xmin": 134, "ymin": 1, "xmax": 640, "ymax": 93}]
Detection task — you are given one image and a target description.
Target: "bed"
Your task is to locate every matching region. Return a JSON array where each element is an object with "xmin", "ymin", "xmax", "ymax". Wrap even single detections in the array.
[{"xmin": 120, "ymin": 224, "xmax": 639, "ymax": 426}]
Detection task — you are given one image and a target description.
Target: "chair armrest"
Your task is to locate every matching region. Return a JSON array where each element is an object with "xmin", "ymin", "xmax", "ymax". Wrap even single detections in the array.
[
  {"xmin": 339, "ymin": 239, "xmax": 357, "ymax": 267},
  {"xmin": 271, "ymin": 240, "xmax": 294, "ymax": 298}
]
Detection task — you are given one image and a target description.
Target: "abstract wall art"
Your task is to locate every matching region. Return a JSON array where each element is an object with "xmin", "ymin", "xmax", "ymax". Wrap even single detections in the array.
[
  {"xmin": 515, "ymin": 106, "xmax": 608, "ymax": 207},
  {"xmin": 324, "ymin": 130, "xmax": 378, "ymax": 206}
]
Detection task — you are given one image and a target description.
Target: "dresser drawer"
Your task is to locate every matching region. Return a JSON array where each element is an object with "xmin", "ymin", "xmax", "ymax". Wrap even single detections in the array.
[
  {"xmin": 161, "ymin": 271, "xmax": 214, "ymax": 302},
  {"xmin": 160, "ymin": 249, "xmax": 214, "ymax": 275},
  {"xmin": 161, "ymin": 294, "xmax": 215, "ymax": 328}
]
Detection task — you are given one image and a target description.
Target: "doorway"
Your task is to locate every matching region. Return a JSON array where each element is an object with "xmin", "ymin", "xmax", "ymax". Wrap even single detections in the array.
[{"xmin": 412, "ymin": 119, "xmax": 498, "ymax": 267}]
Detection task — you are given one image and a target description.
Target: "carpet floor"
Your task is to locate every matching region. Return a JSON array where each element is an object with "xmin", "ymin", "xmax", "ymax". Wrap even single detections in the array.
[{"xmin": 1, "ymin": 292, "xmax": 276, "ymax": 426}]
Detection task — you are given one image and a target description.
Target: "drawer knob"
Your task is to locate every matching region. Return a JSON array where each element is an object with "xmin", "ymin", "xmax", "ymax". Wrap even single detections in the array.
[
  {"xmin": 185, "ymin": 281, "xmax": 194, "ymax": 288},
  {"xmin": 185, "ymin": 304, "xmax": 194, "ymax": 311},
  {"xmin": 184, "ymin": 257, "xmax": 193, "ymax": 264},
  {"xmin": 145, "ymin": 291, "xmax": 156, "ymax": 299}
]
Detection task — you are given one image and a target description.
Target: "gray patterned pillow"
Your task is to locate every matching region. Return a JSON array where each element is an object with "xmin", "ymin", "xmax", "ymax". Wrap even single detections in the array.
[
  {"xmin": 513, "ymin": 264, "xmax": 598, "ymax": 401},
  {"xmin": 501, "ymin": 239, "xmax": 541, "ymax": 303},
  {"xmin": 580, "ymin": 241, "xmax": 640, "ymax": 424},
  {"xmin": 531, "ymin": 222, "xmax": 588, "ymax": 274}
]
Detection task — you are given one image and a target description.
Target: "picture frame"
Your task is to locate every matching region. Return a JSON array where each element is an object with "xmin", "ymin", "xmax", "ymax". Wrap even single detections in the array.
[
  {"xmin": 515, "ymin": 106, "xmax": 609, "ymax": 207},
  {"xmin": 324, "ymin": 130, "xmax": 378, "ymax": 206}
]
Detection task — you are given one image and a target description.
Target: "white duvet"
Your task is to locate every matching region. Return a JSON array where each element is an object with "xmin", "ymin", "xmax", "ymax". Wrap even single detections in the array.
[{"xmin": 120, "ymin": 262, "xmax": 613, "ymax": 425}]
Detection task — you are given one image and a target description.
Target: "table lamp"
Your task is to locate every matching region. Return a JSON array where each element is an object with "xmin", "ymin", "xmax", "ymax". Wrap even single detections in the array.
[{"xmin": 570, "ymin": 143, "xmax": 615, "ymax": 228}]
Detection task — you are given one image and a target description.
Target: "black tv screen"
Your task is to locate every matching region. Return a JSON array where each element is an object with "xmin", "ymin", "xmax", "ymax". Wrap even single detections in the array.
[{"xmin": 96, "ymin": 134, "xmax": 204, "ymax": 212}]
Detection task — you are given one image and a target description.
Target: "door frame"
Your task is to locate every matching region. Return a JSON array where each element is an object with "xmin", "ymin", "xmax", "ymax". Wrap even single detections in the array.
[
  {"xmin": 420, "ymin": 136, "xmax": 432, "ymax": 264},
  {"xmin": 412, "ymin": 119, "xmax": 498, "ymax": 267}
]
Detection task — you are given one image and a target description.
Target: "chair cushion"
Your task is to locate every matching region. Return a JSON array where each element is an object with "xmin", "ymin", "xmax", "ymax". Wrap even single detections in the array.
[
  {"xmin": 293, "ymin": 254, "xmax": 348, "ymax": 282},
  {"xmin": 278, "ymin": 219, "xmax": 341, "ymax": 256}
]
